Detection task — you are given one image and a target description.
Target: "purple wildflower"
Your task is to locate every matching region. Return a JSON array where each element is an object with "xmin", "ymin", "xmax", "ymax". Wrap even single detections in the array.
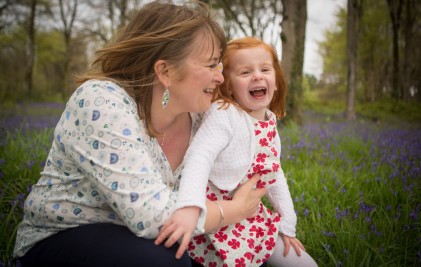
[
  {"xmin": 410, "ymin": 210, "xmax": 418, "ymax": 221},
  {"xmin": 323, "ymin": 229, "xmax": 336, "ymax": 238}
]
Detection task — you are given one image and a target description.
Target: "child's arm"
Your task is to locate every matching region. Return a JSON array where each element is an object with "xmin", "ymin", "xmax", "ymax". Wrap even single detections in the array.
[
  {"xmin": 155, "ymin": 104, "xmax": 237, "ymax": 257},
  {"xmin": 156, "ymin": 206, "xmax": 201, "ymax": 259},
  {"xmin": 266, "ymin": 167, "xmax": 297, "ymax": 237},
  {"xmin": 268, "ymin": 168, "xmax": 310, "ymax": 256}
]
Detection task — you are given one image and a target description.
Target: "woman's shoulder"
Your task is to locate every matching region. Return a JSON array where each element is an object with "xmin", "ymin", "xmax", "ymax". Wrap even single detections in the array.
[
  {"xmin": 76, "ymin": 79, "xmax": 128, "ymax": 97},
  {"xmin": 70, "ymin": 79, "xmax": 136, "ymax": 108}
]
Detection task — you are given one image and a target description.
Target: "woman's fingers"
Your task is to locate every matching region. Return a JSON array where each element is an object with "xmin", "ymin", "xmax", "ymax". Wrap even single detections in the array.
[
  {"xmin": 232, "ymin": 174, "xmax": 267, "ymax": 218},
  {"xmin": 249, "ymin": 174, "xmax": 267, "ymax": 197}
]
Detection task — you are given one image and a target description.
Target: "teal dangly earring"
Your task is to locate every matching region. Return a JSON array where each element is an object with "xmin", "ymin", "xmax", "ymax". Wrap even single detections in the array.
[{"xmin": 161, "ymin": 88, "xmax": 170, "ymax": 109}]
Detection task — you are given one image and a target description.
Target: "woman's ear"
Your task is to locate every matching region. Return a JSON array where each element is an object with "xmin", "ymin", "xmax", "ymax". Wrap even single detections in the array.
[{"xmin": 154, "ymin": 60, "xmax": 171, "ymax": 87}]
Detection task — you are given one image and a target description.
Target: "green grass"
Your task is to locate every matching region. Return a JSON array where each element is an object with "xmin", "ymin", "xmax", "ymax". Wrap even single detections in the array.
[
  {"xmin": 1, "ymin": 101, "xmax": 420, "ymax": 266},
  {"xmin": 0, "ymin": 128, "xmax": 56, "ymax": 265},
  {"xmin": 275, "ymin": 120, "xmax": 420, "ymax": 266}
]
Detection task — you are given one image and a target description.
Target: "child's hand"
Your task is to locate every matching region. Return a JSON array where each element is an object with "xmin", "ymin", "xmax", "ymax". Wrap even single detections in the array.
[
  {"xmin": 155, "ymin": 206, "xmax": 200, "ymax": 259},
  {"xmin": 280, "ymin": 233, "xmax": 306, "ymax": 257}
]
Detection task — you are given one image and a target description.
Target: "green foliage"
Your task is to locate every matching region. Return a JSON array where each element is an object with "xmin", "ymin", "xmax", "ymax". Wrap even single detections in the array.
[
  {"xmin": 303, "ymin": 87, "xmax": 346, "ymax": 116},
  {"xmin": 302, "ymin": 74, "xmax": 318, "ymax": 93},
  {"xmin": 358, "ymin": 1, "xmax": 391, "ymax": 101},
  {"xmin": 318, "ymin": 8, "xmax": 347, "ymax": 87},
  {"xmin": 0, "ymin": 26, "xmax": 28, "ymax": 101},
  {"xmin": 357, "ymin": 100, "xmax": 421, "ymax": 123},
  {"xmin": 34, "ymin": 30, "xmax": 67, "ymax": 99},
  {"xmin": 0, "ymin": 28, "xmax": 68, "ymax": 102},
  {"xmin": 318, "ymin": 1, "xmax": 421, "ymax": 103},
  {"xmin": 303, "ymin": 84, "xmax": 421, "ymax": 124}
]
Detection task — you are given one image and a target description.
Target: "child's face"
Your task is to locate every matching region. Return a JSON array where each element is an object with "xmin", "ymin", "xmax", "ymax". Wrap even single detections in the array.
[{"xmin": 227, "ymin": 46, "xmax": 277, "ymax": 120}]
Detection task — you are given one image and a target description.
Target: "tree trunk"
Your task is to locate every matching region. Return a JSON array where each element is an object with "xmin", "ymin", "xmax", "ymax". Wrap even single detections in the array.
[
  {"xmin": 281, "ymin": 0, "xmax": 307, "ymax": 124},
  {"xmin": 402, "ymin": 0, "xmax": 416, "ymax": 101},
  {"xmin": 59, "ymin": 0, "xmax": 78, "ymax": 100},
  {"xmin": 386, "ymin": 0, "xmax": 403, "ymax": 100},
  {"xmin": 25, "ymin": 0, "xmax": 37, "ymax": 98},
  {"xmin": 345, "ymin": 0, "xmax": 362, "ymax": 120}
]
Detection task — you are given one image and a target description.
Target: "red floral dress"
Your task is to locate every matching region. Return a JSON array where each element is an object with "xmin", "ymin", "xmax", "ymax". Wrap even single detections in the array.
[{"xmin": 188, "ymin": 112, "xmax": 282, "ymax": 267}]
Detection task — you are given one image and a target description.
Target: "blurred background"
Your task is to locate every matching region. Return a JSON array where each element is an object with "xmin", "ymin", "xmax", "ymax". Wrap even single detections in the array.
[{"xmin": 1, "ymin": 0, "xmax": 420, "ymax": 123}]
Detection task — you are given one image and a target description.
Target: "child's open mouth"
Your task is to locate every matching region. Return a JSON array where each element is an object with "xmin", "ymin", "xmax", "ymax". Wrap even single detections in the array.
[{"xmin": 249, "ymin": 87, "xmax": 267, "ymax": 97}]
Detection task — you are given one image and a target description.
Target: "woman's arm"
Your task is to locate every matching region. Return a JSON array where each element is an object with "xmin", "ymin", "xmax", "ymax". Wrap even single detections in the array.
[
  {"xmin": 155, "ymin": 174, "xmax": 266, "ymax": 259},
  {"xmin": 65, "ymin": 81, "xmax": 179, "ymax": 237},
  {"xmin": 204, "ymin": 174, "xmax": 266, "ymax": 232}
]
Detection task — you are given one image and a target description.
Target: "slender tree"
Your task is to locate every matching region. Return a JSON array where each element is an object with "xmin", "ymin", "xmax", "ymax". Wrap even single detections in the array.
[
  {"xmin": 345, "ymin": 0, "xmax": 363, "ymax": 120},
  {"xmin": 281, "ymin": 0, "xmax": 307, "ymax": 123},
  {"xmin": 386, "ymin": 0, "xmax": 403, "ymax": 100},
  {"xmin": 402, "ymin": 0, "xmax": 419, "ymax": 101},
  {"xmin": 58, "ymin": 0, "xmax": 78, "ymax": 99},
  {"xmin": 25, "ymin": 0, "xmax": 37, "ymax": 98}
]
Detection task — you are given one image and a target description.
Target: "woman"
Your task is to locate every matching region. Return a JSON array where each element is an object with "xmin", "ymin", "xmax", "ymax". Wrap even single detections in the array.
[{"xmin": 13, "ymin": 1, "xmax": 266, "ymax": 266}]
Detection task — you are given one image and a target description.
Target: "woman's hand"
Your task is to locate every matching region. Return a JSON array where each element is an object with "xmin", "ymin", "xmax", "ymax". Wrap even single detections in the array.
[
  {"xmin": 155, "ymin": 206, "xmax": 200, "ymax": 259},
  {"xmin": 232, "ymin": 173, "xmax": 267, "ymax": 218},
  {"xmin": 203, "ymin": 173, "xmax": 266, "ymax": 233},
  {"xmin": 280, "ymin": 233, "xmax": 306, "ymax": 257}
]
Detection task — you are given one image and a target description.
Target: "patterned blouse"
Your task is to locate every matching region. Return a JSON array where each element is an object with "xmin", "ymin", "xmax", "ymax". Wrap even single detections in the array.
[{"xmin": 14, "ymin": 80, "xmax": 202, "ymax": 257}]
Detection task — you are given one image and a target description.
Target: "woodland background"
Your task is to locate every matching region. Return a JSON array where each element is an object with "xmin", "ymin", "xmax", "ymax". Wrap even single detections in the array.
[
  {"xmin": 1, "ymin": 0, "xmax": 420, "ymax": 122},
  {"xmin": 1, "ymin": 1, "xmax": 421, "ymax": 266}
]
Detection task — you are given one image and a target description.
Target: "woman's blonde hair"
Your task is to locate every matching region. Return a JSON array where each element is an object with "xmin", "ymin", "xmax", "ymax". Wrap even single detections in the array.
[
  {"xmin": 77, "ymin": 0, "xmax": 226, "ymax": 136},
  {"xmin": 214, "ymin": 37, "xmax": 286, "ymax": 119}
]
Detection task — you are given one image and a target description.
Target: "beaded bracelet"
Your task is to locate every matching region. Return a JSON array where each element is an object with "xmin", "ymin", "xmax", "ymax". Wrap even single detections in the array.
[{"xmin": 209, "ymin": 201, "xmax": 224, "ymax": 234}]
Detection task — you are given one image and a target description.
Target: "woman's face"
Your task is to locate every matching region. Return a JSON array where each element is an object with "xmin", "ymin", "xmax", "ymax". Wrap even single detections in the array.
[{"xmin": 168, "ymin": 32, "xmax": 224, "ymax": 113}]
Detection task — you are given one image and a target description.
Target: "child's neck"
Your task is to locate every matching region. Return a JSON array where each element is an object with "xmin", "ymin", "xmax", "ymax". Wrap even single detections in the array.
[{"xmin": 248, "ymin": 109, "xmax": 267, "ymax": 121}]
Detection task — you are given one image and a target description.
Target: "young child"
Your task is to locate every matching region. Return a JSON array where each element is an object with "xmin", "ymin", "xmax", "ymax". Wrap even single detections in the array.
[{"xmin": 160, "ymin": 37, "xmax": 317, "ymax": 267}]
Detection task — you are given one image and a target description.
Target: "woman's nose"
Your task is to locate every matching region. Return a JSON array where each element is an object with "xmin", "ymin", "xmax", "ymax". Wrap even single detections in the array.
[{"xmin": 214, "ymin": 70, "xmax": 224, "ymax": 84}]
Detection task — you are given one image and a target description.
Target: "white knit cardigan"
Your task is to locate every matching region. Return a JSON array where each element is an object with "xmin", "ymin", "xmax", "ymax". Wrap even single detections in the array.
[{"xmin": 176, "ymin": 102, "xmax": 297, "ymax": 237}]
